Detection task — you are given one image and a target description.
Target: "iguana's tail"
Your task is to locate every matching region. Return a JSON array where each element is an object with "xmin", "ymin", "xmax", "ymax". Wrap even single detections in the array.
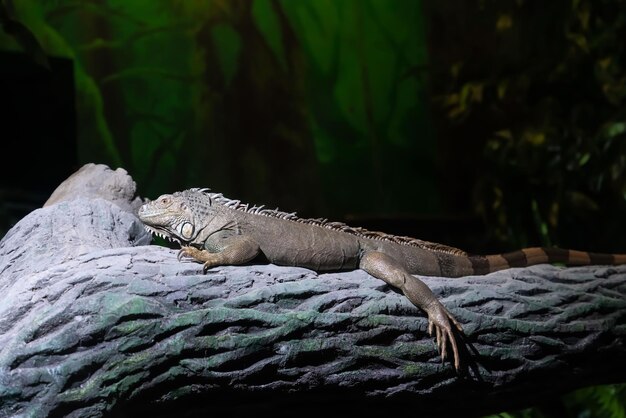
[{"xmin": 467, "ymin": 247, "xmax": 626, "ymax": 275}]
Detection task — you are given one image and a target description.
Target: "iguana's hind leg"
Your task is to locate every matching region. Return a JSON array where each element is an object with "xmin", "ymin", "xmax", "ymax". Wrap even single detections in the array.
[{"xmin": 359, "ymin": 251, "xmax": 464, "ymax": 371}]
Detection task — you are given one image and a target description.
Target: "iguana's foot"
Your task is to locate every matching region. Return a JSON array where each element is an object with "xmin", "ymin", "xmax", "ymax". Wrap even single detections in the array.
[
  {"xmin": 425, "ymin": 301, "xmax": 463, "ymax": 371},
  {"xmin": 177, "ymin": 246, "xmax": 219, "ymax": 273},
  {"xmin": 176, "ymin": 238, "xmax": 261, "ymax": 274},
  {"xmin": 177, "ymin": 245, "xmax": 202, "ymax": 262}
]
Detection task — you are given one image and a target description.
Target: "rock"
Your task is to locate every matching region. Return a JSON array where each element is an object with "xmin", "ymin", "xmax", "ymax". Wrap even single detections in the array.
[
  {"xmin": 0, "ymin": 164, "xmax": 625, "ymax": 418},
  {"xmin": 44, "ymin": 163, "xmax": 144, "ymax": 213},
  {"xmin": 0, "ymin": 197, "xmax": 151, "ymax": 286}
]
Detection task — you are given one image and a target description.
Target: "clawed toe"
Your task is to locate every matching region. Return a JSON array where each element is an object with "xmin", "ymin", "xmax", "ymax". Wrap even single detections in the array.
[
  {"xmin": 177, "ymin": 247, "xmax": 191, "ymax": 261},
  {"xmin": 427, "ymin": 304, "xmax": 463, "ymax": 372}
]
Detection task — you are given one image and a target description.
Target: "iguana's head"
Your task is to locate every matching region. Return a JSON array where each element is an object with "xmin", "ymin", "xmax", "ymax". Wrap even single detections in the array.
[{"xmin": 138, "ymin": 188, "xmax": 214, "ymax": 245}]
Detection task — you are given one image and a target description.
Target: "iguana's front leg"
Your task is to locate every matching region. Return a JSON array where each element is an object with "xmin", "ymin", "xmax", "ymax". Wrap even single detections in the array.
[
  {"xmin": 178, "ymin": 235, "xmax": 260, "ymax": 273},
  {"xmin": 359, "ymin": 251, "xmax": 464, "ymax": 371}
]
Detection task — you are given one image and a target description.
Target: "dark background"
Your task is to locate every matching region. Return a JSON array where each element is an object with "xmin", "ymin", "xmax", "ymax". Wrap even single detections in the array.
[{"xmin": 0, "ymin": 0, "xmax": 625, "ymax": 416}]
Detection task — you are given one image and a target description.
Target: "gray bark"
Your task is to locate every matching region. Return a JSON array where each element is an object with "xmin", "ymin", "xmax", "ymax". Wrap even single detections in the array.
[{"xmin": 0, "ymin": 164, "xmax": 625, "ymax": 418}]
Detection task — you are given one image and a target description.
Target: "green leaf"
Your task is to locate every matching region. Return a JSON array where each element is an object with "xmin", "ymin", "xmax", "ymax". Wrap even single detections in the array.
[
  {"xmin": 578, "ymin": 152, "xmax": 590, "ymax": 166},
  {"xmin": 211, "ymin": 23, "xmax": 241, "ymax": 87},
  {"xmin": 252, "ymin": 0, "xmax": 287, "ymax": 71},
  {"xmin": 606, "ymin": 122, "xmax": 626, "ymax": 138}
]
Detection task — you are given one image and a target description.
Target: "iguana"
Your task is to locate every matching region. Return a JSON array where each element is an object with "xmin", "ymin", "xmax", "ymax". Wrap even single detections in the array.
[{"xmin": 137, "ymin": 188, "xmax": 626, "ymax": 371}]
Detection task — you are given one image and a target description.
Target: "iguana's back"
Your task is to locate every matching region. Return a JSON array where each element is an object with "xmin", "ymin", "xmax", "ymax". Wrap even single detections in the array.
[{"xmin": 205, "ymin": 195, "xmax": 470, "ymax": 275}]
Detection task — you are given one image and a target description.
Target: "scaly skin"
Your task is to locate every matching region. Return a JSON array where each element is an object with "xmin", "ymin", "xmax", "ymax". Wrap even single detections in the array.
[{"xmin": 138, "ymin": 188, "xmax": 626, "ymax": 371}]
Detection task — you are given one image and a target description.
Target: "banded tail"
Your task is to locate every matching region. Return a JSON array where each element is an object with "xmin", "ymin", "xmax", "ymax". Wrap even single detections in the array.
[{"xmin": 468, "ymin": 247, "xmax": 626, "ymax": 276}]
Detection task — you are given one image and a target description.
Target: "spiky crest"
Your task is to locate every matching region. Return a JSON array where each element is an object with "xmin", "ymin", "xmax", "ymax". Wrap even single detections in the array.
[{"xmin": 185, "ymin": 188, "xmax": 468, "ymax": 256}]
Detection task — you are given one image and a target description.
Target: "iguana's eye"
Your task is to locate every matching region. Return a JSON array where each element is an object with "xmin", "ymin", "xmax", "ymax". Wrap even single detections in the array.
[
  {"xmin": 160, "ymin": 197, "xmax": 171, "ymax": 205},
  {"xmin": 180, "ymin": 222, "xmax": 194, "ymax": 239}
]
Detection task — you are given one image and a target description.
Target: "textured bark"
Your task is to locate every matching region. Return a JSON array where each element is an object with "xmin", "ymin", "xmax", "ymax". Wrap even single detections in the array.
[{"xmin": 0, "ymin": 165, "xmax": 625, "ymax": 418}]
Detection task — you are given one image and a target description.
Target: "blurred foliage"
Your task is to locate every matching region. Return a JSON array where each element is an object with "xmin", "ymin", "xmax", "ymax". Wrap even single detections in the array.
[
  {"xmin": 432, "ymin": 0, "xmax": 626, "ymax": 252},
  {"xmin": 566, "ymin": 384, "xmax": 626, "ymax": 418},
  {"xmin": 485, "ymin": 383, "xmax": 626, "ymax": 418},
  {"xmin": 0, "ymin": 0, "xmax": 435, "ymax": 218},
  {"xmin": 0, "ymin": 0, "xmax": 49, "ymax": 68}
]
